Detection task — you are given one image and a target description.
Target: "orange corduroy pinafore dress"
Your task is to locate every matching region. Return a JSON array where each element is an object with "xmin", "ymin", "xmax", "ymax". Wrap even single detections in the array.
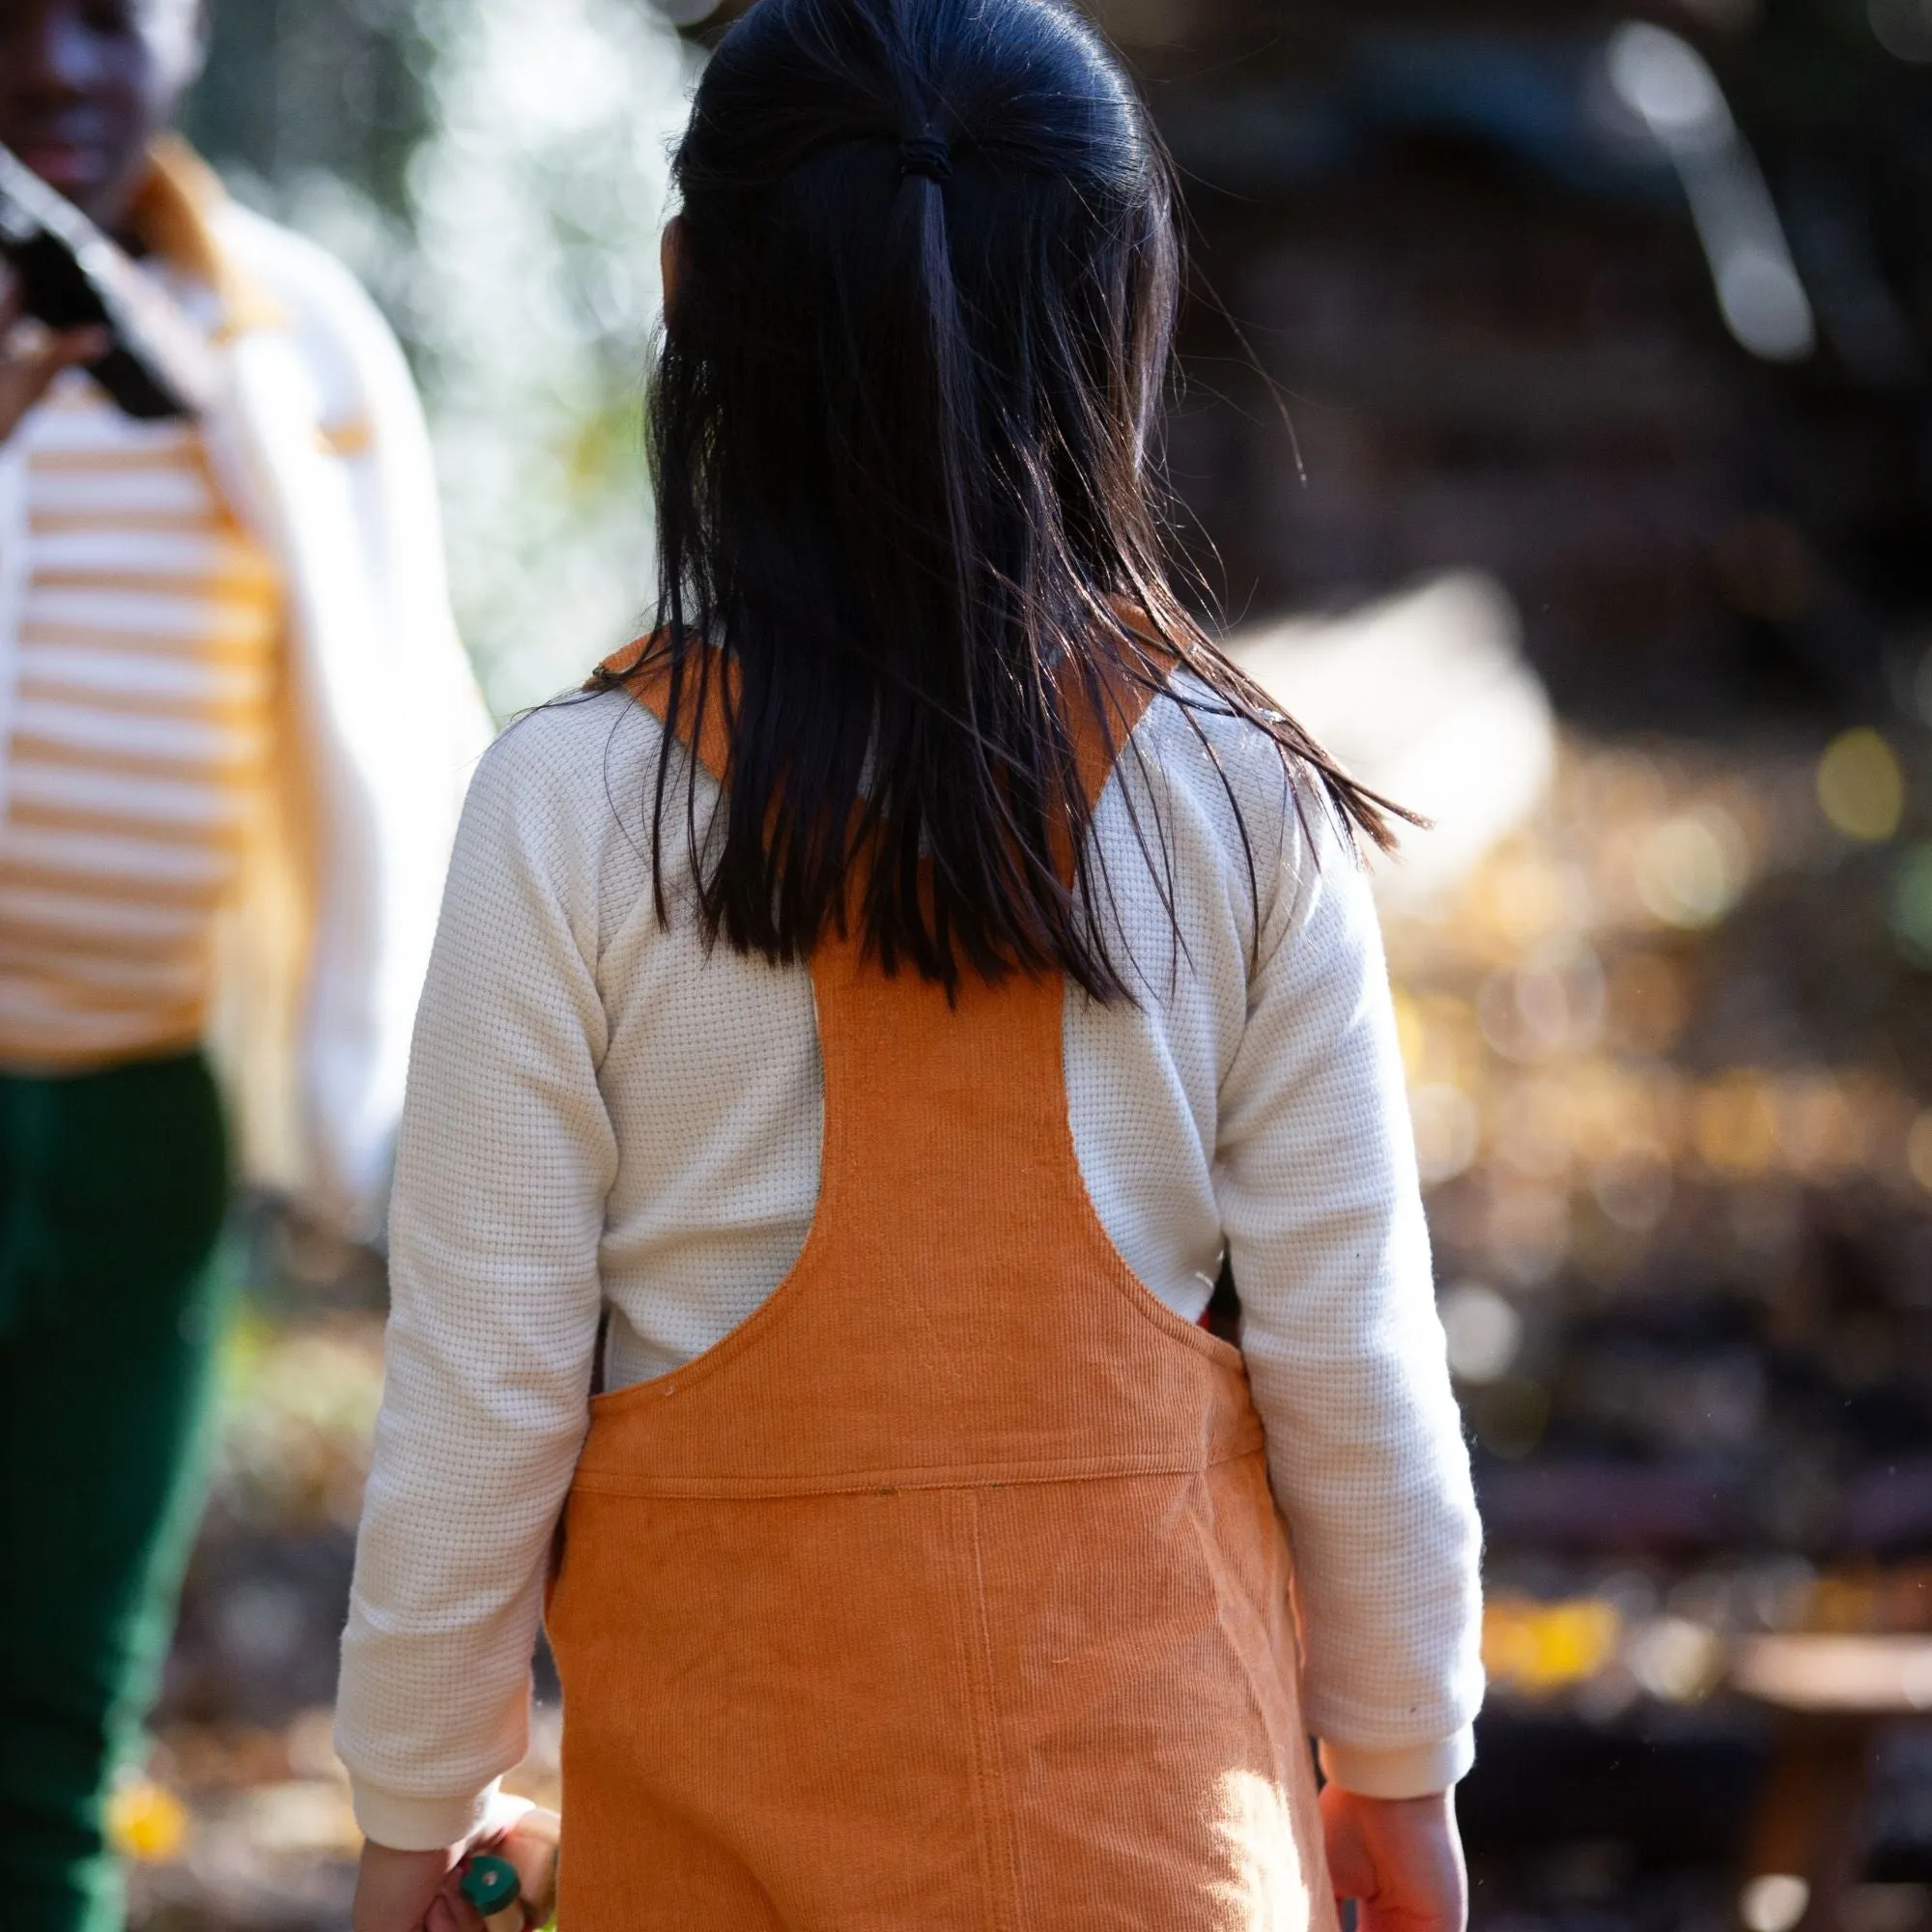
[{"xmin": 545, "ymin": 649, "xmax": 1338, "ymax": 1931}]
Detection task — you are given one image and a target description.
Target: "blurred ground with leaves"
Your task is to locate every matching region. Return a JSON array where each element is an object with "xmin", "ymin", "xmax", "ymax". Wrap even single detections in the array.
[
  {"xmin": 1387, "ymin": 711, "xmax": 1932, "ymax": 1929},
  {"xmin": 124, "ymin": 1297, "xmax": 560, "ymax": 1929}
]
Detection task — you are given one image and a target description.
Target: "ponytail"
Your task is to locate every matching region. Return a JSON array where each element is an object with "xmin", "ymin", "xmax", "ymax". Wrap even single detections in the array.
[{"xmin": 635, "ymin": 0, "xmax": 1409, "ymax": 1001}]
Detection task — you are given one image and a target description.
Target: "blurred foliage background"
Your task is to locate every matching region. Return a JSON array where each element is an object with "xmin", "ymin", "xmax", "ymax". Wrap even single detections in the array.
[
  {"xmin": 185, "ymin": 0, "xmax": 697, "ymax": 715},
  {"xmin": 118, "ymin": 1, "xmax": 1932, "ymax": 1929}
]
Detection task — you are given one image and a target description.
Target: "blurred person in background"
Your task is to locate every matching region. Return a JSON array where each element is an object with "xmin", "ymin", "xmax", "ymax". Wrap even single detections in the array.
[{"xmin": 0, "ymin": 3, "xmax": 488, "ymax": 1926}]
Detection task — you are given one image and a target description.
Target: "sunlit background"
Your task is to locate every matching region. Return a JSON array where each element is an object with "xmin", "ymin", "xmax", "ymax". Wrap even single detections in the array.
[{"xmin": 110, "ymin": 1, "xmax": 1932, "ymax": 1927}]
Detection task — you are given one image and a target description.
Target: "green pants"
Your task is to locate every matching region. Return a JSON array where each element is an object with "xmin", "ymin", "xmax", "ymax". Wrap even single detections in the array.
[{"xmin": 0, "ymin": 1050, "xmax": 231, "ymax": 1932}]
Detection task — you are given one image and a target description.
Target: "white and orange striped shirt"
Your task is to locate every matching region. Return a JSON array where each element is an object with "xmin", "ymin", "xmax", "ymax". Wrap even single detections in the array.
[{"xmin": 0, "ymin": 362, "xmax": 283, "ymax": 1069}]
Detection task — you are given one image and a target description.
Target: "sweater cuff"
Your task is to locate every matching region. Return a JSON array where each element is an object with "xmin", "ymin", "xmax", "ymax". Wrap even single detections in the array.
[
  {"xmin": 350, "ymin": 1775, "xmax": 501, "ymax": 1853},
  {"xmin": 1318, "ymin": 1728, "xmax": 1476, "ymax": 1800}
]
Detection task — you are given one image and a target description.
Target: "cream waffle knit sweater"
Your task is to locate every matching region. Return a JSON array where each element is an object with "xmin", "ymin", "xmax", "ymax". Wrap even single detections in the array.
[{"xmin": 336, "ymin": 681, "xmax": 1485, "ymax": 1851}]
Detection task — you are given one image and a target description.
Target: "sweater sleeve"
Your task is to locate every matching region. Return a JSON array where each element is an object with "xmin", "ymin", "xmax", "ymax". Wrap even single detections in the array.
[
  {"xmin": 1218, "ymin": 785, "xmax": 1485, "ymax": 1799},
  {"xmin": 213, "ymin": 203, "xmax": 493, "ymax": 1240},
  {"xmin": 334, "ymin": 715, "xmax": 615, "ymax": 1850}
]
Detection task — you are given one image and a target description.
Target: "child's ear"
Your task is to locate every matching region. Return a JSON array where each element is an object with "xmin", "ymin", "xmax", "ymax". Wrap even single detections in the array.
[{"xmin": 661, "ymin": 216, "xmax": 688, "ymax": 325}]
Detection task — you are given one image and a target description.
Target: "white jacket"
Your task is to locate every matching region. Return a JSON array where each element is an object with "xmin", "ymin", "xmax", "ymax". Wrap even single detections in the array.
[{"xmin": 0, "ymin": 141, "xmax": 492, "ymax": 1235}]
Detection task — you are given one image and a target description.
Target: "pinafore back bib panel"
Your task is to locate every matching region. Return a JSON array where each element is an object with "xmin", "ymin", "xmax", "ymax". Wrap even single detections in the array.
[{"xmin": 546, "ymin": 646, "xmax": 1337, "ymax": 1930}]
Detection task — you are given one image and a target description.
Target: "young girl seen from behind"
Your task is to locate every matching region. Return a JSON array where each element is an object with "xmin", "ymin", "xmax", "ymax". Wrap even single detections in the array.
[{"xmin": 338, "ymin": 0, "xmax": 1484, "ymax": 1924}]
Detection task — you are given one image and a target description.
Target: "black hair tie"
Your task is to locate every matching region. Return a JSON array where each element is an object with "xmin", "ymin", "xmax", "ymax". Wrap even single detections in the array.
[{"xmin": 897, "ymin": 134, "xmax": 953, "ymax": 183}]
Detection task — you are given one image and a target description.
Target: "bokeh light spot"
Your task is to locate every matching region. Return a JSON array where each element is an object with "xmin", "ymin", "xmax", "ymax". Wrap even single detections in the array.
[
  {"xmin": 1483, "ymin": 1594, "xmax": 1623, "ymax": 1695},
  {"xmin": 1889, "ymin": 844, "xmax": 1932, "ymax": 966},
  {"xmin": 1634, "ymin": 808, "xmax": 1748, "ymax": 928},
  {"xmin": 106, "ymin": 1776, "xmax": 189, "ymax": 1864},
  {"xmin": 1411, "ymin": 1083, "xmax": 1482, "ymax": 1186},
  {"xmin": 1628, "ymin": 1613, "xmax": 1724, "ymax": 1702},
  {"xmin": 1740, "ymin": 1874, "xmax": 1810, "ymax": 1932},
  {"xmin": 1870, "ymin": 0, "xmax": 1932, "ymax": 61},
  {"xmin": 1817, "ymin": 728, "xmax": 1905, "ymax": 842},
  {"xmin": 1440, "ymin": 1281, "xmax": 1523, "ymax": 1384},
  {"xmin": 1694, "ymin": 1071, "xmax": 1780, "ymax": 1175}
]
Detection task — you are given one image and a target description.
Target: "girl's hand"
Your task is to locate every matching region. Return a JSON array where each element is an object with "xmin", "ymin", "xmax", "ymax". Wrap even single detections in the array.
[
  {"xmin": 351, "ymin": 1840, "xmax": 468, "ymax": 1932},
  {"xmin": 352, "ymin": 1798, "xmax": 559, "ymax": 1932},
  {"xmin": 1321, "ymin": 1783, "xmax": 1468, "ymax": 1932}
]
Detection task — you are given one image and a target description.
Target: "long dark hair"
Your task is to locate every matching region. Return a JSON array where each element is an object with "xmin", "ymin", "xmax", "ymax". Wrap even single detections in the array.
[{"xmin": 608, "ymin": 0, "xmax": 1402, "ymax": 1000}]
